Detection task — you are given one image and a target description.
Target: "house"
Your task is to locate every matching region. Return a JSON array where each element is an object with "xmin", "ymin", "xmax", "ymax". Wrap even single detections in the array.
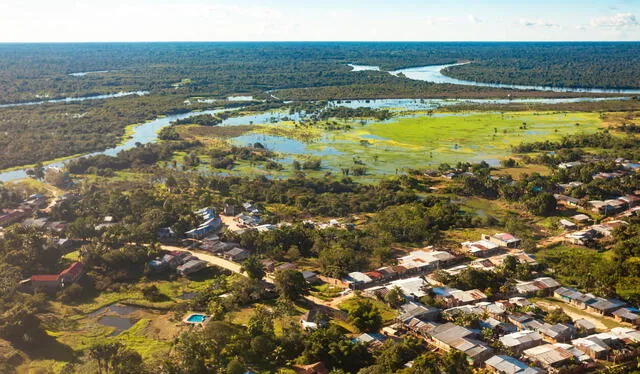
[
  {"xmin": 557, "ymin": 181, "xmax": 583, "ymax": 191},
  {"xmin": 161, "ymin": 254, "xmax": 182, "ymax": 270},
  {"xmin": 500, "ymin": 330, "xmax": 544, "ymax": 353},
  {"xmin": 509, "ymin": 297, "xmax": 532, "ymax": 308},
  {"xmin": 58, "ymin": 262, "xmax": 84, "ymax": 286},
  {"xmin": 0, "ymin": 208, "xmax": 32, "ymax": 227},
  {"xmin": 571, "ymin": 214, "xmax": 592, "ymax": 225},
  {"xmin": 148, "ymin": 259, "xmax": 169, "ymax": 272},
  {"xmin": 301, "ymin": 271, "xmax": 319, "ymax": 284},
  {"xmin": 515, "ymin": 277, "xmax": 559, "ymax": 296},
  {"xmin": 554, "ymin": 194, "xmax": 581, "ymax": 207},
  {"xmin": 612, "ymin": 307, "xmax": 640, "ymax": 325},
  {"xmin": 610, "ymin": 327, "xmax": 640, "ymax": 343},
  {"xmin": 477, "ymin": 302, "xmax": 507, "ymax": 319},
  {"xmin": 223, "ymin": 247, "xmax": 250, "ymax": 262},
  {"xmin": 398, "ymin": 301, "xmax": 440, "ymax": 323},
  {"xmin": 479, "ymin": 317, "xmax": 517, "ymax": 334},
  {"xmin": 558, "ymin": 219, "xmax": 577, "ymax": 231},
  {"xmin": 24, "ymin": 261, "xmax": 85, "ymax": 292},
  {"xmin": 177, "ymin": 260, "xmax": 208, "ymax": 276},
  {"xmin": 483, "ymin": 233, "xmax": 521, "ymax": 248},
  {"xmin": 618, "ymin": 195, "xmax": 640, "ymax": 208},
  {"xmin": 450, "ymin": 289, "xmax": 487, "ymax": 306},
  {"xmin": 291, "ymin": 362, "xmax": 329, "ymax": 374},
  {"xmin": 553, "ymin": 287, "xmax": 596, "ymax": 309},
  {"xmin": 354, "ymin": 333, "xmax": 386, "ymax": 351},
  {"xmin": 386, "ymin": 277, "xmax": 429, "ymax": 299},
  {"xmin": 507, "ymin": 313, "xmax": 535, "ymax": 330},
  {"xmin": 490, "ymin": 252, "xmax": 537, "ymax": 267},
  {"xmin": 572, "ymin": 334, "xmax": 617, "ymax": 360},
  {"xmin": 585, "ymin": 297, "xmax": 626, "ymax": 316},
  {"xmin": 485, "ymin": 355, "xmax": 542, "ymax": 374},
  {"xmin": 522, "ymin": 344, "xmax": 574, "ymax": 371},
  {"xmin": 574, "ymin": 319, "xmax": 596, "ymax": 336},
  {"xmin": 274, "ymin": 262, "xmax": 297, "ymax": 272},
  {"xmin": 461, "ymin": 238, "xmax": 501, "ymax": 257},
  {"xmin": 524, "ymin": 320, "xmax": 575, "ymax": 343},
  {"xmin": 589, "ymin": 200, "xmax": 619, "ymax": 216},
  {"xmin": 236, "ymin": 214, "xmax": 260, "ymax": 227},
  {"xmin": 27, "ymin": 275, "xmax": 60, "ymax": 292},
  {"xmin": 397, "ymin": 249, "xmax": 456, "ymax": 273},
  {"xmin": 442, "ymin": 305, "xmax": 485, "ymax": 321},
  {"xmin": 558, "ymin": 161, "xmax": 583, "ymax": 169},
  {"xmin": 565, "ymin": 229, "xmax": 597, "ymax": 246},
  {"xmin": 344, "ymin": 272, "xmax": 373, "ymax": 289},
  {"xmin": 186, "ymin": 216, "xmax": 222, "ymax": 239},
  {"xmin": 255, "ymin": 224, "xmax": 276, "ymax": 232},
  {"xmin": 427, "ymin": 323, "xmax": 493, "ymax": 365},
  {"xmin": 403, "ymin": 317, "xmax": 439, "ymax": 337},
  {"xmin": 300, "ymin": 309, "xmax": 326, "ymax": 330},
  {"xmin": 553, "ymin": 343, "xmax": 593, "ymax": 365}
]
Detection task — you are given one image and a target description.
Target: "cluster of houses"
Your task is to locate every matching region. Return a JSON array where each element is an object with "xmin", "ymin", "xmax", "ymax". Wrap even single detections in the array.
[
  {"xmin": 461, "ymin": 232, "xmax": 522, "ymax": 257},
  {"xmin": 301, "ymin": 236, "xmax": 640, "ymax": 373},
  {"xmin": 185, "ymin": 207, "xmax": 223, "ymax": 239},
  {"xmin": 0, "ymin": 193, "xmax": 48, "ymax": 228},
  {"xmin": 553, "ymin": 288, "xmax": 638, "ymax": 322},
  {"xmin": 343, "ymin": 248, "xmax": 457, "ymax": 290},
  {"xmin": 351, "ymin": 276, "xmax": 640, "ymax": 373},
  {"xmin": 149, "ymin": 250, "xmax": 208, "ymax": 276},
  {"xmin": 554, "ymin": 192, "xmax": 640, "ymax": 218}
]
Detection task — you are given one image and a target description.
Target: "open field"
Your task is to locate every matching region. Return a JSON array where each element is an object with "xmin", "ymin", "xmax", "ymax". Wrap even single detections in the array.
[{"xmin": 182, "ymin": 110, "xmax": 605, "ymax": 181}]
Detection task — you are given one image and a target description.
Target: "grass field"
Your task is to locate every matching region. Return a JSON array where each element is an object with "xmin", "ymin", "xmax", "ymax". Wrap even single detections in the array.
[{"xmin": 184, "ymin": 110, "xmax": 604, "ymax": 181}]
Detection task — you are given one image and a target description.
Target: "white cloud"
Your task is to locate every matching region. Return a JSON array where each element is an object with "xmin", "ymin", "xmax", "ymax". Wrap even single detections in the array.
[
  {"xmin": 468, "ymin": 14, "xmax": 483, "ymax": 24},
  {"xmin": 519, "ymin": 18, "xmax": 560, "ymax": 28},
  {"xmin": 590, "ymin": 13, "xmax": 638, "ymax": 29}
]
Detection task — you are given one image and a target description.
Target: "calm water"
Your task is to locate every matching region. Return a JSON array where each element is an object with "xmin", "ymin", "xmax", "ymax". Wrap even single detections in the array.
[
  {"xmin": 0, "ymin": 91, "xmax": 149, "ymax": 108},
  {"xmin": 385, "ymin": 63, "xmax": 640, "ymax": 94},
  {"xmin": 231, "ymin": 133, "xmax": 342, "ymax": 156},
  {"xmin": 348, "ymin": 63, "xmax": 380, "ymax": 72},
  {"xmin": 90, "ymin": 303, "xmax": 141, "ymax": 336},
  {"xmin": 68, "ymin": 70, "xmax": 110, "ymax": 77},
  {"xmin": 328, "ymin": 96, "xmax": 630, "ymax": 110}
]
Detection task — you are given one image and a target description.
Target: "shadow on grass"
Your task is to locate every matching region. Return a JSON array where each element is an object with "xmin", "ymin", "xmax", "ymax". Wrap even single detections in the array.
[{"xmin": 17, "ymin": 333, "xmax": 76, "ymax": 363}]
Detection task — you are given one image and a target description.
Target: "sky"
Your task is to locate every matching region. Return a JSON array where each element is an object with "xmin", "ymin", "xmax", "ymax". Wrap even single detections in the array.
[{"xmin": 0, "ymin": 0, "xmax": 639, "ymax": 42}]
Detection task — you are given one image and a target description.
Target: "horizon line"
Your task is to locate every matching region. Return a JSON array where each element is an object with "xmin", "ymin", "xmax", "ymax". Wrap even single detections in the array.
[{"xmin": 0, "ymin": 40, "xmax": 639, "ymax": 44}]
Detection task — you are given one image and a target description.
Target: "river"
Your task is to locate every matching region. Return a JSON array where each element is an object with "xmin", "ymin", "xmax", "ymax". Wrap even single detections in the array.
[
  {"xmin": 0, "ymin": 91, "xmax": 149, "ymax": 109},
  {"xmin": 0, "ymin": 108, "xmax": 233, "ymax": 182},
  {"xmin": 351, "ymin": 63, "xmax": 640, "ymax": 94}
]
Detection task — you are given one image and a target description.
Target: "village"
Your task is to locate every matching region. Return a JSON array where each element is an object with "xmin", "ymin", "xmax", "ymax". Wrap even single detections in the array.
[{"xmin": 2, "ymin": 142, "xmax": 640, "ymax": 374}]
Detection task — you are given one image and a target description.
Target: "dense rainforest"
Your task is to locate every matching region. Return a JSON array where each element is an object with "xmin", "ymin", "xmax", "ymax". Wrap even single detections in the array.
[{"xmin": 0, "ymin": 42, "xmax": 638, "ymax": 104}]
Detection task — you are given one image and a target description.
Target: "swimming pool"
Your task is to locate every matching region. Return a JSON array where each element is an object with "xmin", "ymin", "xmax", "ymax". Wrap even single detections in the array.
[{"xmin": 184, "ymin": 313, "xmax": 208, "ymax": 324}]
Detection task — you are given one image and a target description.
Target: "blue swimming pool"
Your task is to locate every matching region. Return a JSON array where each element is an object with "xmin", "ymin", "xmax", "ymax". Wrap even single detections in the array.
[{"xmin": 186, "ymin": 314, "xmax": 208, "ymax": 323}]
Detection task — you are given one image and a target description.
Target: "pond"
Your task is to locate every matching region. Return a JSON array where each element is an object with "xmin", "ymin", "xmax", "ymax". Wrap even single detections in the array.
[
  {"xmin": 98, "ymin": 315, "xmax": 139, "ymax": 336},
  {"xmin": 90, "ymin": 303, "xmax": 142, "ymax": 336}
]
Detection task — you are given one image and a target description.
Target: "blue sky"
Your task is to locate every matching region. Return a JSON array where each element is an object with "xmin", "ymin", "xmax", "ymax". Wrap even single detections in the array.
[{"xmin": 1, "ymin": 0, "xmax": 638, "ymax": 42}]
